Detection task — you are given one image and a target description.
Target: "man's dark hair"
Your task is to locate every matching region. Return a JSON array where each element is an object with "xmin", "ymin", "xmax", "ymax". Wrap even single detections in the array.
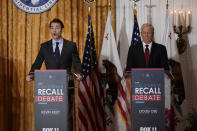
[{"xmin": 49, "ymin": 18, "xmax": 64, "ymax": 28}]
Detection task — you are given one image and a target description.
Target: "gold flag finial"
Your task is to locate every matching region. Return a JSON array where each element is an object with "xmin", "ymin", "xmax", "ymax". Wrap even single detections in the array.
[
  {"xmin": 133, "ymin": 0, "xmax": 140, "ymax": 9},
  {"xmin": 83, "ymin": 0, "xmax": 96, "ymax": 4},
  {"xmin": 166, "ymin": 0, "xmax": 169, "ymax": 9},
  {"xmin": 84, "ymin": 0, "xmax": 96, "ymax": 12},
  {"xmin": 109, "ymin": 0, "xmax": 112, "ymax": 10}
]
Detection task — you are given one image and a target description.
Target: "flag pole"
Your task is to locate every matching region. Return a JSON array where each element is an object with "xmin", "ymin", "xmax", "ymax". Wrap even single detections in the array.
[
  {"xmin": 84, "ymin": 0, "xmax": 96, "ymax": 15},
  {"xmin": 166, "ymin": 0, "xmax": 169, "ymax": 9},
  {"xmin": 109, "ymin": 0, "xmax": 111, "ymax": 10},
  {"xmin": 83, "ymin": 0, "xmax": 96, "ymax": 68},
  {"xmin": 84, "ymin": 0, "xmax": 96, "ymax": 94},
  {"xmin": 132, "ymin": 0, "xmax": 140, "ymax": 9},
  {"xmin": 131, "ymin": 0, "xmax": 140, "ymax": 22},
  {"xmin": 76, "ymin": 1, "xmax": 96, "ymax": 131}
]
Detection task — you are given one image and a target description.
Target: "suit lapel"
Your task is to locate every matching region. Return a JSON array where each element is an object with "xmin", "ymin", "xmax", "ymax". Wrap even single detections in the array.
[
  {"xmin": 47, "ymin": 40, "xmax": 55, "ymax": 56},
  {"xmin": 149, "ymin": 42, "xmax": 157, "ymax": 65},
  {"xmin": 138, "ymin": 43, "xmax": 146, "ymax": 65},
  {"xmin": 59, "ymin": 39, "xmax": 69, "ymax": 62}
]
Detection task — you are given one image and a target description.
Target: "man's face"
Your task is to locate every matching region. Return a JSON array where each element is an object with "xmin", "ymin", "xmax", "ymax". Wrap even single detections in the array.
[
  {"xmin": 50, "ymin": 22, "xmax": 63, "ymax": 41},
  {"xmin": 141, "ymin": 26, "xmax": 153, "ymax": 44}
]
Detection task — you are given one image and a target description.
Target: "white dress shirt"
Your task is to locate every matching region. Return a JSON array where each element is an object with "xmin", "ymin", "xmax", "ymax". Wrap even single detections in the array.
[{"xmin": 52, "ymin": 38, "xmax": 63, "ymax": 55}]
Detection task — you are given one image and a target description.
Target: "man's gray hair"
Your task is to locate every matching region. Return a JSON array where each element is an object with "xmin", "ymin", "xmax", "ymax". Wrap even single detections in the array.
[{"xmin": 141, "ymin": 23, "xmax": 154, "ymax": 33}]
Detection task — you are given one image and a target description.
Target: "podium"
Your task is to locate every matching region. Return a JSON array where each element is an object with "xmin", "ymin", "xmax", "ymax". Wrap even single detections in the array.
[
  {"xmin": 34, "ymin": 70, "xmax": 68, "ymax": 131},
  {"xmin": 131, "ymin": 68, "xmax": 165, "ymax": 131}
]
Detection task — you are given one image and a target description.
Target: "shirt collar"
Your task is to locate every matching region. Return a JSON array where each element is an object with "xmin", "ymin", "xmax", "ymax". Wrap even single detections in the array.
[
  {"xmin": 52, "ymin": 38, "xmax": 63, "ymax": 45},
  {"xmin": 142, "ymin": 41, "xmax": 152, "ymax": 50}
]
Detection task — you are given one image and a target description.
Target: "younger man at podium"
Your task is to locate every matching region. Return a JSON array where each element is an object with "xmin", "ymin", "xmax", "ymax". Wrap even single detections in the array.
[
  {"xmin": 26, "ymin": 18, "xmax": 82, "ymax": 131},
  {"xmin": 26, "ymin": 18, "xmax": 82, "ymax": 81}
]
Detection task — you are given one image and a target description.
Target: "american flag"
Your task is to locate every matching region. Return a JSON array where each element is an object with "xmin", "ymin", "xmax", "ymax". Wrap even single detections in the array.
[
  {"xmin": 131, "ymin": 9, "xmax": 141, "ymax": 45},
  {"xmin": 116, "ymin": 77, "xmax": 131, "ymax": 131},
  {"xmin": 78, "ymin": 15, "xmax": 105, "ymax": 131},
  {"xmin": 114, "ymin": 9, "xmax": 142, "ymax": 131}
]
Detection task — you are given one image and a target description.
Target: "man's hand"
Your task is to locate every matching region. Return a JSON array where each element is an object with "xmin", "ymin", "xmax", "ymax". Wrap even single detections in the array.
[
  {"xmin": 125, "ymin": 71, "xmax": 132, "ymax": 79},
  {"xmin": 26, "ymin": 74, "xmax": 34, "ymax": 82}
]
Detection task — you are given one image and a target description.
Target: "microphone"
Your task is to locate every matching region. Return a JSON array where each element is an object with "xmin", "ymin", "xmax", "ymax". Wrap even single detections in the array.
[
  {"xmin": 72, "ymin": 72, "xmax": 83, "ymax": 81},
  {"xmin": 165, "ymin": 70, "xmax": 174, "ymax": 80}
]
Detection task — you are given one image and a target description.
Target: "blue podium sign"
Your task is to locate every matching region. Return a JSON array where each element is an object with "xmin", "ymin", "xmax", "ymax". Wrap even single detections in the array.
[
  {"xmin": 34, "ymin": 70, "xmax": 68, "ymax": 131},
  {"xmin": 131, "ymin": 68, "xmax": 165, "ymax": 131}
]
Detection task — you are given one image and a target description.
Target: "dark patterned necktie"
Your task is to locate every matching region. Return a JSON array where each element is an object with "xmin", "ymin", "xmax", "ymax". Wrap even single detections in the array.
[
  {"xmin": 145, "ymin": 44, "xmax": 149, "ymax": 65},
  {"xmin": 55, "ymin": 42, "xmax": 60, "ymax": 65}
]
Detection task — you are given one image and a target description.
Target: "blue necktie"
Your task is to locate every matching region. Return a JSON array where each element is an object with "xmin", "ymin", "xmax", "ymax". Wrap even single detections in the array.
[{"xmin": 55, "ymin": 42, "xmax": 60, "ymax": 65}]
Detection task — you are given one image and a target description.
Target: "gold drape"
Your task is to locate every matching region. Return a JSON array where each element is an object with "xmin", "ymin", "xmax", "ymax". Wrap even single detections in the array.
[{"xmin": 0, "ymin": 0, "xmax": 115, "ymax": 130}]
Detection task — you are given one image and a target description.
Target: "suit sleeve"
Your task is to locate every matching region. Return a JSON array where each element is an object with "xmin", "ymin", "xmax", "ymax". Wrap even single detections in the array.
[
  {"xmin": 126, "ymin": 46, "xmax": 133, "ymax": 71},
  {"xmin": 161, "ymin": 46, "xmax": 169, "ymax": 71},
  {"xmin": 29, "ymin": 45, "xmax": 44, "ymax": 74},
  {"xmin": 72, "ymin": 43, "xmax": 82, "ymax": 74}
]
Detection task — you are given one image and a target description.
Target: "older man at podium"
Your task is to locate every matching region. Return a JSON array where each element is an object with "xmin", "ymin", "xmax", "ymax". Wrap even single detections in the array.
[{"xmin": 126, "ymin": 23, "xmax": 169, "ymax": 71}]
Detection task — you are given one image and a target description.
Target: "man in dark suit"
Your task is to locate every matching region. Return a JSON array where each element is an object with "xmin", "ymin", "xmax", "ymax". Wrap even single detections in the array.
[
  {"xmin": 126, "ymin": 23, "xmax": 169, "ymax": 71},
  {"xmin": 26, "ymin": 18, "xmax": 82, "ymax": 81},
  {"xmin": 26, "ymin": 18, "xmax": 82, "ymax": 131}
]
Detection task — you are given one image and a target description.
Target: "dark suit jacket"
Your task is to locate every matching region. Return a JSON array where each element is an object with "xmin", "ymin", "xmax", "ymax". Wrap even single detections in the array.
[
  {"xmin": 29, "ymin": 39, "xmax": 81, "ymax": 74},
  {"xmin": 126, "ymin": 42, "xmax": 169, "ymax": 71}
]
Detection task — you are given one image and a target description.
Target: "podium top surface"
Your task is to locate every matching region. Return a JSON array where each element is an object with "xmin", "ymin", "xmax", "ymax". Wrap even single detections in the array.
[
  {"xmin": 35, "ymin": 70, "xmax": 67, "ymax": 72},
  {"xmin": 131, "ymin": 68, "xmax": 164, "ymax": 71}
]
